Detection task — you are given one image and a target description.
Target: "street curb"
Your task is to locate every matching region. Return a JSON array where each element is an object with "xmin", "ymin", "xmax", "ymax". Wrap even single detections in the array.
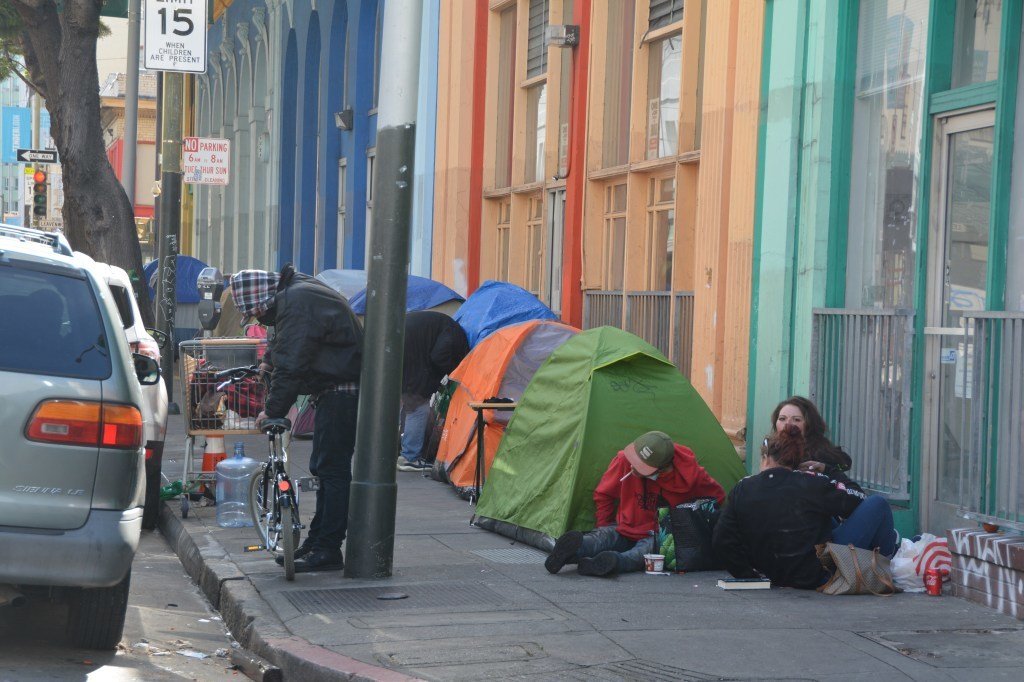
[{"xmin": 158, "ymin": 502, "xmax": 422, "ymax": 682}]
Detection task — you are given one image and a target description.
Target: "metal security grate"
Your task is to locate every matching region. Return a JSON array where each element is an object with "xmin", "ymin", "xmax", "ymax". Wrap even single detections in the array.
[
  {"xmin": 648, "ymin": 0, "xmax": 683, "ymax": 31},
  {"xmin": 284, "ymin": 582, "xmax": 507, "ymax": 614},
  {"xmin": 471, "ymin": 547, "xmax": 548, "ymax": 564}
]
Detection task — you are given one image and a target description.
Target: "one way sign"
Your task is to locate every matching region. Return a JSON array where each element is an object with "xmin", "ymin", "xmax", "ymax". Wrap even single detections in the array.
[{"xmin": 17, "ymin": 148, "xmax": 58, "ymax": 164}]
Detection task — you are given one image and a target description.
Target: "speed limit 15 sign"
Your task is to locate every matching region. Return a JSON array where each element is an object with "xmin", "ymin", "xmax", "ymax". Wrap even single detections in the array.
[{"xmin": 144, "ymin": 0, "xmax": 208, "ymax": 73}]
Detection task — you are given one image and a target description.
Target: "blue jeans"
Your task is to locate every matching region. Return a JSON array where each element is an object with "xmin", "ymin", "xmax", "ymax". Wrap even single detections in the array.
[
  {"xmin": 578, "ymin": 526, "xmax": 656, "ymax": 573},
  {"xmin": 400, "ymin": 398, "xmax": 430, "ymax": 462},
  {"xmin": 831, "ymin": 495, "xmax": 897, "ymax": 558},
  {"xmin": 307, "ymin": 391, "xmax": 358, "ymax": 554}
]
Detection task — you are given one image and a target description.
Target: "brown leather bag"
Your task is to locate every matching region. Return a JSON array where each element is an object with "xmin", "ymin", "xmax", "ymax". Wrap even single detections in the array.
[{"xmin": 816, "ymin": 542, "xmax": 897, "ymax": 596}]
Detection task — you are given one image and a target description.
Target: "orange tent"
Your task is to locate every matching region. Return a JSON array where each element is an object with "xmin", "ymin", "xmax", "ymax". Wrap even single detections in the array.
[{"xmin": 435, "ymin": 320, "xmax": 578, "ymax": 496}]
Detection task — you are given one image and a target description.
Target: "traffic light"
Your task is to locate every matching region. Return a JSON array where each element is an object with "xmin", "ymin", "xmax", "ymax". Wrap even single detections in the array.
[{"xmin": 32, "ymin": 169, "xmax": 48, "ymax": 217}]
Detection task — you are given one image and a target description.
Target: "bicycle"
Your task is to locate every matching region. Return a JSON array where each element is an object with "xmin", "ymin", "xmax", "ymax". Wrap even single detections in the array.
[{"xmin": 213, "ymin": 365, "xmax": 303, "ymax": 580}]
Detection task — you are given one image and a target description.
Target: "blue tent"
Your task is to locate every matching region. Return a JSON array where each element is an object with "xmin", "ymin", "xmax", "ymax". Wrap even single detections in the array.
[
  {"xmin": 348, "ymin": 274, "xmax": 464, "ymax": 315},
  {"xmin": 454, "ymin": 280, "xmax": 558, "ymax": 347},
  {"xmin": 143, "ymin": 255, "xmax": 208, "ymax": 303}
]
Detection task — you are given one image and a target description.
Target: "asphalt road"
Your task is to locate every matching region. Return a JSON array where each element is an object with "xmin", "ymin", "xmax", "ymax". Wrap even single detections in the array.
[{"xmin": 0, "ymin": 529, "xmax": 241, "ymax": 681}]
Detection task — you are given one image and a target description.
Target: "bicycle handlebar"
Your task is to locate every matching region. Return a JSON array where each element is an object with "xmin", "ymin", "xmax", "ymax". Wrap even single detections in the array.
[{"xmin": 214, "ymin": 364, "xmax": 260, "ymax": 391}]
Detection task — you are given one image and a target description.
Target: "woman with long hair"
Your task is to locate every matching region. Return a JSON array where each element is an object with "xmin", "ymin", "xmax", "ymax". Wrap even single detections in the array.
[
  {"xmin": 712, "ymin": 428, "xmax": 897, "ymax": 589},
  {"xmin": 770, "ymin": 396, "xmax": 852, "ymax": 476}
]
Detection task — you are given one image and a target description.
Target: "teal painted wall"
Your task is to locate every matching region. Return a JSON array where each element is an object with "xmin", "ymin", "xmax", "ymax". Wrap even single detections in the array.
[{"xmin": 748, "ymin": 0, "xmax": 845, "ymax": 453}]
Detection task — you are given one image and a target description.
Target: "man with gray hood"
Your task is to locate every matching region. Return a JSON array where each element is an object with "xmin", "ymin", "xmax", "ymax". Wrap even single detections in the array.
[{"xmin": 230, "ymin": 264, "xmax": 363, "ymax": 573}]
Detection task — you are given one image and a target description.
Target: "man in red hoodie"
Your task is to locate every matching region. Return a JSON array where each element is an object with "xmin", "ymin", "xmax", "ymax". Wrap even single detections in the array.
[{"xmin": 545, "ymin": 430, "xmax": 725, "ymax": 577}]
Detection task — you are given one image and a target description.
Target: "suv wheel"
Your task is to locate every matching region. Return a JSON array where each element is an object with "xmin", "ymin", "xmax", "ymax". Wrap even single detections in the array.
[{"xmin": 66, "ymin": 570, "xmax": 131, "ymax": 650}]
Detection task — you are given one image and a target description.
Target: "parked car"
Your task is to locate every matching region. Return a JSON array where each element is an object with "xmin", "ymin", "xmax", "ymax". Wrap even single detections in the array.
[
  {"xmin": 0, "ymin": 224, "xmax": 161, "ymax": 649},
  {"xmin": 75, "ymin": 253, "xmax": 169, "ymax": 530}
]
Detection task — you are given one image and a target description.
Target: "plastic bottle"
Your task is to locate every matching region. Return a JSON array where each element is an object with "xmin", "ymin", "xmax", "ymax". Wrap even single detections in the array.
[{"xmin": 216, "ymin": 442, "xmax": 260, "ymax": 527}]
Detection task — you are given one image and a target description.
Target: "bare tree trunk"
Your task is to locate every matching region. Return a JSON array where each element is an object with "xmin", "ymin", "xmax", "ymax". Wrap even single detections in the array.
[{"xmin": 13, "ymin": 0, "xmax": 154, "ymax": 327}]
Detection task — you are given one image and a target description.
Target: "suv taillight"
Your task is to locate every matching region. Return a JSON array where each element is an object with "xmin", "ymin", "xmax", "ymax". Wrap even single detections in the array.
[
  {"xmin": 130, "ymin": 337, "xmax": 161, "ymax": 361},
  {"xmin": 26, "ymin": 400, "xmax": 144, "ymax": 449}
]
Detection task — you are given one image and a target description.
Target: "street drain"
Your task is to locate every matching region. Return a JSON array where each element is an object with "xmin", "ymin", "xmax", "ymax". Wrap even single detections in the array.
[
  {"xmin": 284, "ymin": 582, "xmax": 507, "ymax": 614},
  {"xmin": 471, "ymin": 547, "xmax": 548, "ymax": 564}
]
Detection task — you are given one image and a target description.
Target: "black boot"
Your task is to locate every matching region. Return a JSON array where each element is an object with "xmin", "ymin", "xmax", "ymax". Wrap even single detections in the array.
[
  {"xmin": 293, "ymin": 549, "xmax": 344, "ymax": 573},
  {"xmin": 545, "ymin": 531, "xmax": 583, "ymax": 574},
  {"xmin": 578, "ymin": 551, "xmax": 619, "ymax": 577},
  {"xmin": 276, "ymin": 540, "xmax": 314, "ymax": 566}
]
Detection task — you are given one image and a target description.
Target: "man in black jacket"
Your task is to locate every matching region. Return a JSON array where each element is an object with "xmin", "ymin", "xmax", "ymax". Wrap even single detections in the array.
[
  {"xmin": 230, "ymin": 265, "xmax": 362, "ymax": 573},
  {"xmin": 397, "ymin": 311, "xmax": 469, "ymax": 471}
]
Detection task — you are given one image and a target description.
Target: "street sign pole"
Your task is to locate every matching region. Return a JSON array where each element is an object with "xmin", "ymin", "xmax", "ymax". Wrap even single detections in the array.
[
  {"xmin": 345, "ymin": 0, "xmax": 422, "ymax": 580},
  {"xmin": 154, "ymin": 71, "xmax": 183, "ymax": 414},
  {"xmin": 121, "ymin": 0, "xmax": 142, "ymax": 205}
]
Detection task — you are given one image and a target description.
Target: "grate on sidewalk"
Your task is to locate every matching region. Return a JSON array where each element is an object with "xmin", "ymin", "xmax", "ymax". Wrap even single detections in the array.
[
  {"xmin": 284, "ymin": 582, "xmax": 507, "ymax": 614},
  {"xmin": 470, "ymin": 547, "xmax": 548, "ymax": 564}
]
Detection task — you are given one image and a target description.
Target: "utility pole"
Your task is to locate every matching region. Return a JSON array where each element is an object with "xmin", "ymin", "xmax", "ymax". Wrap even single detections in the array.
[
  {"xmin": 29, "ymin": 93, "xmax": 40, "ymax": 229},
  {"xmin": 345, "ymin": 0, "xmax": 422, "ymax": 580},
  {"xmin": 121, "ymin": 0, "xmax": 142, "ymax": 205},
  {"xmin": 154, "ymin": 72, "xmax": 183, "ymax": 413}
]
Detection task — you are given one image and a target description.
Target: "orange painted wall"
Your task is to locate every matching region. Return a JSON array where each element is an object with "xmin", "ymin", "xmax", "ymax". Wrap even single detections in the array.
[
  {"xmin": 690, "ymin": 0, "xmax": 764, "ymax": 440},
  {"xmin": 431, "ymin": 0, "xmax": 481, "ymax": 296}
]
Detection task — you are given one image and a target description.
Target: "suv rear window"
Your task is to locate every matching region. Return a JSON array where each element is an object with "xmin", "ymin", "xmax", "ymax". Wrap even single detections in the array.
[{"xmin": 0, "ymin": 265, "xmax": 112, "ymax": 379}]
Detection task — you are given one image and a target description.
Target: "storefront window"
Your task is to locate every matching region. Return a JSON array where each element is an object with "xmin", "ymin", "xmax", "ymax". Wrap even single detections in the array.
[
  {"xmin": 603, "ymin": 182, "xmax": 627, "ymax": 289},
  {"xmin": 846, "ymin": 0, "xmax": 930, "ymax": 309},
  {"xmin": 952, "ymin": 0, "xmax": 1002, "ymax": 88},
  {"xmin": 647, "ymin": 176, "xmax": 675, "ymax": 290},
  {"xmin": 602, "ymin": 0, "xmax": 635, "ymax": 168},
  {"xmin": 646, "ymin": 35, "xmax": 681, "ymax": 159},
  {"xmin": 525, "ymin": 84, "xmax": 547, "ymax": 184},
  {"xmin": 495, "ymin": 7, "xmax": 517, "ymax": 188}
]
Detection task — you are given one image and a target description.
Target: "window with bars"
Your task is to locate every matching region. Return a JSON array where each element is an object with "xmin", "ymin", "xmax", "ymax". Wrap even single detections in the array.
[
  {"xmin": 648, "ymin": 0, "xmax": 683, "ymax": 30},
  {"xmin": 527, "ymin": 0, "xmax": 550, "ymax": 79}
]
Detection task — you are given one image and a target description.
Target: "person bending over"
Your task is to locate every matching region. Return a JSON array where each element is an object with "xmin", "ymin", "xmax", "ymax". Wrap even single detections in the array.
[
  {"xmin": 545, "ymin": 431, "xmax": 725, "ymax": 577},
  {"xmin": 230, "ymin": 265, "xmax": 362, "ymax": 573},
  {"xmin": 712, "ymin": 428, "xmax": 897, "ymax": 589}
]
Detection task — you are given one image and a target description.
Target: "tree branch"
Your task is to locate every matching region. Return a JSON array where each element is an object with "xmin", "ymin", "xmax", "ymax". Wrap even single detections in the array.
[{"xmin": 0, "ymin": 48, "xmax": 43, "ymax": 96}]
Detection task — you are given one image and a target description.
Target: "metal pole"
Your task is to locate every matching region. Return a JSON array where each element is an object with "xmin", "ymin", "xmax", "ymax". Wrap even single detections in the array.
[
  {"xmin": 121, "ymin": 0, "xmax": 142, "ymax": 204},
  {"xmin": 30, "ymin": 94, "xmax": 40, "ymax": 228},
  {"xmin": 345, "ymin": 0, "xmax": 422, "ymax": 580},
  {"xmin": 155, "ymin": 71, "xmax": 183, "ymax": 413}
]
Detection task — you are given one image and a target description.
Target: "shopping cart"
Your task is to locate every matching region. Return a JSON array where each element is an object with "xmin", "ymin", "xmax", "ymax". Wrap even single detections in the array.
[{"xmin": 178, "ymin": 337, "xmax": 268, "ymax": 518}]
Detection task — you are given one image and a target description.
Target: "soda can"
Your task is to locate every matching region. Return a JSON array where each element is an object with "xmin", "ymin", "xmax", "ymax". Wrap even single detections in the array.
[{"xmin": 924, "ymin": 567, "xmax": 942, "ymax": 596}]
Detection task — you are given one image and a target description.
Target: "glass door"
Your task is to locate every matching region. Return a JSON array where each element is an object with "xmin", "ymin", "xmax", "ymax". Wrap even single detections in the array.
[
  {"xmin": 546, "ymin": 189, "xmax": 566, "ymax": 314},
  {"xmin": 921, "ymin": 108, "xmax": 994, "ymax": 533}
]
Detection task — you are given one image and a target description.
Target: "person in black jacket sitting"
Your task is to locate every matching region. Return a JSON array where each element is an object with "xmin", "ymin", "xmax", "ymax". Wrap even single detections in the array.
[
  {"xmin": 230, "ymin": 264, "xmax": 363, "ymax": 573},
  {"xmin": 712, "ymin": 428, "xmax": 897, "ymax": 589},
  {"xmin": 397, "ymin": 311, "xmax": 469, "ymax": 472}
]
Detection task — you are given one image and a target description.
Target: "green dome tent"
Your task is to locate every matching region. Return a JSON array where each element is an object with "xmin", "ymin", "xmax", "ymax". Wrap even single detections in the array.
[{"xmin": 474, "ymin": 326, "xmax": 746, "ymax": 545}]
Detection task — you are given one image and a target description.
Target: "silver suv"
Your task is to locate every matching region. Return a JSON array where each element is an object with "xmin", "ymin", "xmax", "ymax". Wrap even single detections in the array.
[{"xmin": 0, "ymin": 224, "xmax": 160, "ymax": 649}]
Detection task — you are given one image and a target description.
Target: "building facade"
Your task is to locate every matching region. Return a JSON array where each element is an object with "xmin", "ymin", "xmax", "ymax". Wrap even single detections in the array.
[
  {"xmin": 192, "ymin": 0, "xmax": 439, "ymax": 276},
  {"xmin": 749, "ymin": 0, "xmax": 1023, "ymax": 541},
  {"xmin": 432, "ymin": 0, "xmax": 763, "ymax": 442}
]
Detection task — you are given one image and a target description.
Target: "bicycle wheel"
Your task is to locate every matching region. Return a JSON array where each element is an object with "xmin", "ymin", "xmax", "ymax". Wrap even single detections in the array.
[
  {"xmin": 280, "ymin": 503, "xmax": 296, "ymax": 581},
  {"xmin": 248, "ymin": 469, "xmax": 272, "ymax": 548}
]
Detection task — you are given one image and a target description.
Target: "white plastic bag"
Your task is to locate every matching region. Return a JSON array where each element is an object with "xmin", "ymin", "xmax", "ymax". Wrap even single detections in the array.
[
  {"xmin": 892, "ymin": 538, "xmax": 925, "ymax": 592},
  {"xmin": 890, "ymin": 533, "xmax": 951, "ymax": 593}
]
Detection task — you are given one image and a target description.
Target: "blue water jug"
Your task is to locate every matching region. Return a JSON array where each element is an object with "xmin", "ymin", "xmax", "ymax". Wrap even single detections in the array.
[{"xmin": 216, "ymin": 442, "xmax": 260, "ymax": 527}]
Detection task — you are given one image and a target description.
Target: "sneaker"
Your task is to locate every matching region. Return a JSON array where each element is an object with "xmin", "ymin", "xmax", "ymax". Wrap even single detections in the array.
[
  {"xmin": 578, "ymin": 551, "xmax": 619, "ymax": 577},
  {"xmin": 397, "ymin": 457, "xmax": 431, "ymax": 472},
  {"xmin": 293, "ymin": 550, "xmax": 344, "ymax": 573},
  {"xmin": 275, "ymin": 541, "xmax": 314, "ymax": 566},
  {"xmin": 545, "ymin": 531, "xmax": 583, "ymax": 574}
]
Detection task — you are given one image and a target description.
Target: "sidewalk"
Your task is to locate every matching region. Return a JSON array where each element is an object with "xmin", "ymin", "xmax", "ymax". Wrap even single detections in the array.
[{"xmin": 159, "ymin": 412, "xmax": 1024, "ymax": 681}]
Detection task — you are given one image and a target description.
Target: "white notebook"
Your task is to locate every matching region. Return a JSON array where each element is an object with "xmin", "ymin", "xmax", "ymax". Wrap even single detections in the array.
[{"xmin": 718, "ymin": 578, "xmax": 771, "ymax": 590}]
